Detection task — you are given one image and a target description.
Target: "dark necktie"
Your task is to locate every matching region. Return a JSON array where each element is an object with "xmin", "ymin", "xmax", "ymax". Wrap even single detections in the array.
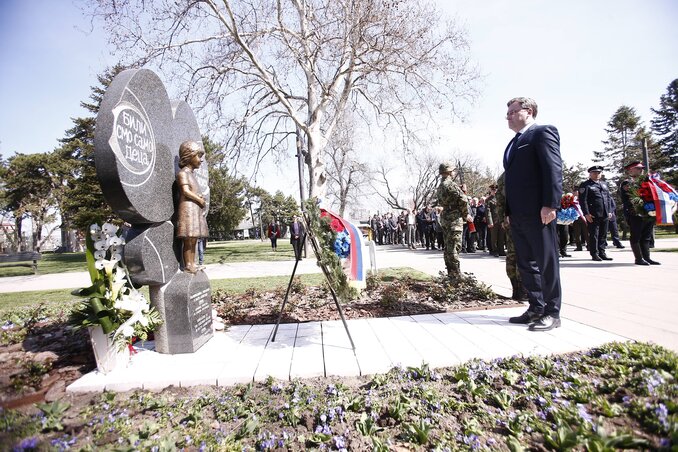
[{"xmin": 506, "ymin": 132, "xmax": 522, "ymax": 161}]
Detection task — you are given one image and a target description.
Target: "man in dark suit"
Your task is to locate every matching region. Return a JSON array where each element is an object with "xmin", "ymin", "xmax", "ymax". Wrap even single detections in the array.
[
  {"xmin": 290, "ymin": 215, "xmax": 306, "ymax": 260},
  {"xmin": 503, "ymin": 97, "xmax": 563, "ymax": 332}
]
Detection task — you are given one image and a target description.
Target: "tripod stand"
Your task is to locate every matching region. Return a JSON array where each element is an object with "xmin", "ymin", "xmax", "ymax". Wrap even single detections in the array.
[{"xmin": 270, "ymin": 213, "xmax": 355, "ymax": 350}]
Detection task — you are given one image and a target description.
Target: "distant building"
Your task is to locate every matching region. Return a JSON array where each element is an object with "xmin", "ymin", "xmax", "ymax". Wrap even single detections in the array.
[{"xmin": 232, "ymin": 218, "xmax": 257, "ymax": 239}]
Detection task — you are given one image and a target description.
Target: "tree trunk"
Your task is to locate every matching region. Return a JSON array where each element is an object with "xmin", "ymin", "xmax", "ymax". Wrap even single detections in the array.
[
  {"xmin": 14, "ymin": 217, "xmax": 23, "ymax": 252},
  {"xmin": 306, "ymin": 125, "xmax": 326, "ymax": 200}
]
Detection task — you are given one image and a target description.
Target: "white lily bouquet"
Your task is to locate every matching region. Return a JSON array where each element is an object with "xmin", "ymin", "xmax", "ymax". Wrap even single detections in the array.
[{"xmin": 69, "ymin": 223, "xmax": 162, "ymax": 351}]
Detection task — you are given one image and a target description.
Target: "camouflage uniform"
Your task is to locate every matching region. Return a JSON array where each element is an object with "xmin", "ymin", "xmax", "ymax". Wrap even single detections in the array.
[
  {"xmin": 485, "ymin": 193, "xmax": 501, "ymax": 254},
  {"xmin": 496, "ymin": 173, "xmax": 524, "ymax": 298},
  {"xmin": 437, "ymin": 164, "xmax": 469, "ymax": 279}
]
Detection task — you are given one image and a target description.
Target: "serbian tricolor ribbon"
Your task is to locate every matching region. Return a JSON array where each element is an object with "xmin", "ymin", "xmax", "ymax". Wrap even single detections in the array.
[
  {"xmin": 572, "ymin": 196, "xmax": 585, "ymax": 221},
  {"xmin": 648, "ymin": 173, "xmax": 678, "ymax": 225},
  {"xmin": 320, "ymin": 208, "xmax": 366, "ymax": 290}
]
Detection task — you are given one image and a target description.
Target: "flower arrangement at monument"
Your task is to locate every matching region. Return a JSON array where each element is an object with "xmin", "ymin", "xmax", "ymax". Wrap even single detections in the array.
[
  {"xmin": 628, "ymin": 173, "xmax": 678, "ymax": 223},
  {"xmin": 556, "ymin": 192, "xmax": 581, "ymax": 225},
  {"xmin": 304, "ymin": 199, "xmax": 358, "ymax": 301},
  {"xmin": 69, "ymin": 223, "xmax": 162, "ymax": 354}
]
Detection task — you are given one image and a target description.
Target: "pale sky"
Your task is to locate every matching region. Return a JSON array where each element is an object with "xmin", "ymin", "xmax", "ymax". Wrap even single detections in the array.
[{"xmin": 1, "ymin": 0, "xmax": 676, "ymax": 208}]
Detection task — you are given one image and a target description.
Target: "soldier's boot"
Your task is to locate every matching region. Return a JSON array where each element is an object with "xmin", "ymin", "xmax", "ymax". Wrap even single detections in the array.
[
  {"xmin": 640, "ymin": 242, "xmax": 661, "ymax": 265},
  {"xmin": 510, "ymin": 279, "xmax": 528, "ymax": 301},
  {"xmin": 591, "ymin": 253, "xmax": 603, "ymax": 262},
  {"xmin": 631, "ymin": 243, "xmax": 649, "ymax": 265}
]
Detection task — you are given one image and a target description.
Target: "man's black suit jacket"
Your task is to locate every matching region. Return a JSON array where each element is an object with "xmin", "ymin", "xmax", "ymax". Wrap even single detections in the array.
[
  {"xmin": 503, "ymin": 124, "xmax": 562, "ymax": 217},
  {"xmin": 289, "ymin": 221, "xmax": 305, "ymax": 244}
]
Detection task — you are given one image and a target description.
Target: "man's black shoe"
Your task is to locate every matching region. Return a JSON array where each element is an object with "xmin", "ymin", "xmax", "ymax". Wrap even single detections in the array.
[
  {"xmin": 498, "ymin": 252, "xmax": 507, "ymax": 256},
  {"xmin": 509, "ymin": 310, "xmax": 542, "ymax": 324},
  {"xmin": 599, "ymin": 254, "xmax": 613, "ymax": 261},
  {"xmin": 574, "ymin": 247, "xmax": 583, "ymax": 251},
  {"xmin": 635, "ymin": 259, "xmax": 650, "ymax": 266},
  {"xmin": 528, "ymin": 315, "xmax": 561, "ymax": 332},
  {"xmin": 614, "ymin": 242, "xmax": 625, "ymax": 249},
  {"xmin": 591, "ymin": 255, "xmax": 602, "ymax": 261},
  {"xmin": 560, "ymin": 252, "xmax": 571, "ymax": 257}
]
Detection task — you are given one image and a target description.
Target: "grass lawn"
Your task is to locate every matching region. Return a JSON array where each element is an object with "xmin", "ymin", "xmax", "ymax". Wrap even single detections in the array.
[
  {"xmin": 0, "ymin": 268, "xmax": 431, "ymax": 318},
  {"xmin": 655, "ymin": 225, "xmax": 678, "ymax": 239},
  {"xmin": 0, "ymin": 240, "xmax": 296, "ymax": 277}
]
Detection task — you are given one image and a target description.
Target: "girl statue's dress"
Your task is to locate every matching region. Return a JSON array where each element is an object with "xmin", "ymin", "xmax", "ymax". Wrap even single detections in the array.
[
  {"xmin": 176, "ymin": 167, "xmax": 208, "ymax": 239},
  {"xmin": 176, "ymin": 140, "xmax": 208, "ymax": 273}
]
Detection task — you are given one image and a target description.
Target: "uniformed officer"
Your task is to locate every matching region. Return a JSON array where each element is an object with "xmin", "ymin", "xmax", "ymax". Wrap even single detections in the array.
[
  {"xmin": 579, "ymin": 165, "xmax": 614, "ymax": 261},
  {"xmin": 620, "ymin": 161, "xmax": 660, "ymax": 266},
  {"xmin": 436, "ymin": 162, "xmax": 471, "ymax": 279},
  {"xmin": 496, "ymin": 173, "xmax": 527, "ymax": 300}
]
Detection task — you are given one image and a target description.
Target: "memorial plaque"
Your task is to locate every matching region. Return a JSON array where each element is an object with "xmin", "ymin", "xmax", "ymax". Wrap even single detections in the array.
[{"xmin": 151, "ymin": 271, "xmax": 213, "ymax": 354}]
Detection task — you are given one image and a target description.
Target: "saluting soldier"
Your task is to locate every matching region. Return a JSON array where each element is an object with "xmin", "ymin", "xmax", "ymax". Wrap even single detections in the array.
[
  {"xmin": 579, "ymin": 165, "xmax": 614, "ymax": 261},
  {"xmin": 436, "ymin": 162, "xmax": 471, "ymax": 279},
  {"xmin": 620, "ymin": 161, "xmax": 660, "ymax": 266}
]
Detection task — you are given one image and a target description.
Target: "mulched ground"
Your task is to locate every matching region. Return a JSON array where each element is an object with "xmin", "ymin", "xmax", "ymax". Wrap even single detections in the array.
[{"xmin": 213, "ymin": 274, "xmax": 522, "ymax": 325}]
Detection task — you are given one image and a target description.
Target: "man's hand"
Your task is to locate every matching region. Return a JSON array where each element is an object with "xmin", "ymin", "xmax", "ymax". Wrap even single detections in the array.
[
  {"xmin": 541, "ymin": 207, "xmax": 557, "ymax": 225},
  {"xmin": 466, "ymin": 215, "xmax": 473, "ymax": 223},
  {"xmin": 585, "ymin": 214, "xmax": 594, "ymax": 223}
]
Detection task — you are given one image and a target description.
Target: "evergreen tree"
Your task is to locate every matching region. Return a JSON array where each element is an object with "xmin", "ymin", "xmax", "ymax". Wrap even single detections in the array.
[
  {"xmin": 258, "ymin": 191, "xmax": 300, "ymax": 228},
  {"xmin": 561, "ymin": 162, "xmax": 587, "ymax": 194},
  {"xmin": 53, "ymin": 64, "xmax": 127, "ymax": 248},
  {"xmin": 202, "ymin": 136, "xmax": 248, "ymax": 239},
  {"xmin": 651, "ymin": 78, "xmax": 678, "ymax": 184},
  {"xmin": 0, "ymin": 153, "xmax": 60, "ymax": 251},
  {"xmin": 594, "ymin": 106, "xmax": 643, "ymax": 173}
]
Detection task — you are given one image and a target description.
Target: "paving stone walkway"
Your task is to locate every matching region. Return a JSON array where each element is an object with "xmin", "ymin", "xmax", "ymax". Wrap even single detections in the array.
[{"xmin": 66, "ymin": 306, "xmax": 625, "ymax": 392}]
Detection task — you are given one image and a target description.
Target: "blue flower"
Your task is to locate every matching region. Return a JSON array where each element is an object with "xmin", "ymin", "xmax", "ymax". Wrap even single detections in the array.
[
  {"xmin": 333, "ymin": 232, "xmax": 351, "ymax": 258},
  {"xmin": 13, "ymin": 437, "xmax": 39, "ymax": 452}
]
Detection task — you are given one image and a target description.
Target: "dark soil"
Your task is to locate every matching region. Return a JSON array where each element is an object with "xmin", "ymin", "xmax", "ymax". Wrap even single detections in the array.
[
  {"xmin": 213, "ymin": 273, "xmax": 521, "ymax": 325},
  {"xmin": 0, "ymin": 321, "xmax": 95, "ymax": 409}
]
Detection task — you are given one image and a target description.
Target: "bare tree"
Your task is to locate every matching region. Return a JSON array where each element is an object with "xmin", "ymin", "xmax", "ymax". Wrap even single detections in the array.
[
  {"xmin": 373, "ymin": 151, "xmax": 439, "ymax": 212},
  {"xmin": 452, "ymin": 152, "xmax": 498, "ymax": 198},
  {"xmin": 89, "ymin": 0, "xmax": 478, "ymax": 198},
  {"xmin": 324, "ymin": 115, "xmax": 371, "ymax": 216}
]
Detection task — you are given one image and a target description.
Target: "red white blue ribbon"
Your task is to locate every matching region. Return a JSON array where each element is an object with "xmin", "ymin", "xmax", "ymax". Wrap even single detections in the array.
[
  {"xmin": 321, "ymin": 209, "xmax": 366, "ymax": 289},
  {"xmin": 648, "ymin": 173, "xmax": 678, "ymax": 225}
]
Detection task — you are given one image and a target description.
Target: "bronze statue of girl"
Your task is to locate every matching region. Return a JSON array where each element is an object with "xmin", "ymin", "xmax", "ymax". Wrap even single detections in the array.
[{"xmin": 176, "ymin": 141, "xmax": 208, "ymax": 273}]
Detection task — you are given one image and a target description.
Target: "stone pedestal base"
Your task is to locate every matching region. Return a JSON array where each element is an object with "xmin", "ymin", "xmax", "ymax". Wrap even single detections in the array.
[{"xmin": 151, "ymin": 270, "xmax": 213, "ymax": 354}]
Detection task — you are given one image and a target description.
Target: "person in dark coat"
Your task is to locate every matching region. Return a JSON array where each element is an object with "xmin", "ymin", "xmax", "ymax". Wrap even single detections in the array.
[
  {"xmin": 289, "ymin": 215, "xmax": 306, "ymax": 260},
  {"xmin": 620, "ymin": 161, "xmax": 660, "ymax": 265},
  {"xmin": 579, "ymin": 165, "xmax": 614, "ymax": 261},
  {"xmin": 503, "ymin": 97, "xmax": 563, "ymax": 332}
]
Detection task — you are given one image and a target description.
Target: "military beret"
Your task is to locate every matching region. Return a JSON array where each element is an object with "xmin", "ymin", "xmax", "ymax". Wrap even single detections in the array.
[
  {"xmin": 624, "ymin": 161, "xmax": 644, "ymax": 171},
  {"xmin": 587, "ymin": 165, "xmax": 604, "ymax": 172},
  {"xmin": 439, "ymin": 162, "xmax": 455, "ymax": 173}
]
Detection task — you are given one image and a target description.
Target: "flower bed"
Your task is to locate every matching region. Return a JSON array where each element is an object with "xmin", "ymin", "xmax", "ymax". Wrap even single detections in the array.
[{"xmin": 2, "ymin": 341, "xmax": 676, "ymax": 450}]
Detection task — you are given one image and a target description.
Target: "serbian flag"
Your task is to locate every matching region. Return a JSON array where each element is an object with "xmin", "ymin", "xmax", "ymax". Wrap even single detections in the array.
[
  {"xmin": 320, "ymin": 209, "xmax": 366, "ymax": 290},
  {"xmin": 648, "ymin": 173, "xmax": 678, "ymax": 225}
]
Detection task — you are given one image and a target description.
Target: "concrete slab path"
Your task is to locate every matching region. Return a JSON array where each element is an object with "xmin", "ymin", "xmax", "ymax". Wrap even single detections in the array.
[{"xmin": 66, "ymin": 306, "xmax": 626, "ymax": 393}]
